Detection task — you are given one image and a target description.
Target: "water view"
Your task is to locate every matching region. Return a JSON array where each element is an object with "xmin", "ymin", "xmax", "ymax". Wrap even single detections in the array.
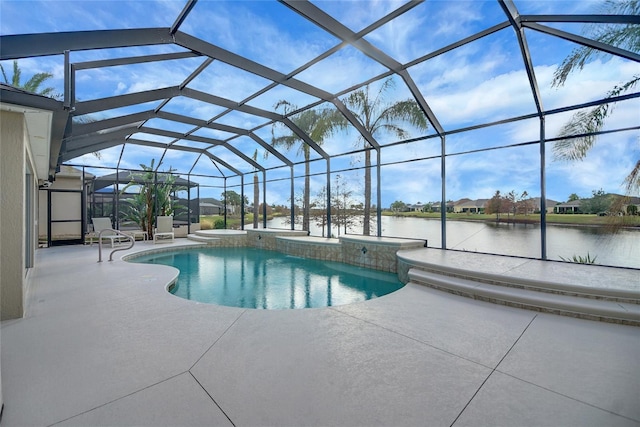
[{"xmin": 266, "ymin": 216, "xmax": 640, "ymax": 269}]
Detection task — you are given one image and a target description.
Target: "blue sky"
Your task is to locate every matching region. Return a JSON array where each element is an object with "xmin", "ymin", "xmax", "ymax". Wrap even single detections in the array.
[{"xmin": 1, "ymin": 0, "xmax": 638, "ymax": 207}]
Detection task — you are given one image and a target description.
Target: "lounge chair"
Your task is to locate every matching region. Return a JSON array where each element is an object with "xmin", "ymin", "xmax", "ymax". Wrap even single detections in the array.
[
  {"xmin": 154, "ymin": 216, "xmax": 175, "ymax": 244},
  {"xmin": 91, "ymin": 217, "xmax": 126, "ymax": 248}
]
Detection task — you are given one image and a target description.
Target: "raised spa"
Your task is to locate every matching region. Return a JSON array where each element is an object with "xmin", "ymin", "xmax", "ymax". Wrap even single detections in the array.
[{"xmin": 131, "ymin": 247, "xmax": 403, "ymax": 309}]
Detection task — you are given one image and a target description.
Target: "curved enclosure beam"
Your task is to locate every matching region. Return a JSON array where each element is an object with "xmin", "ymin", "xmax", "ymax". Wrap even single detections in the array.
[
  {"xmin": 499, "ymin": 0, "xmax": 544, "ymax": 115},
  {"xmin": 0, "ymin": 28, "xmax": 174, "ymax": 60}
]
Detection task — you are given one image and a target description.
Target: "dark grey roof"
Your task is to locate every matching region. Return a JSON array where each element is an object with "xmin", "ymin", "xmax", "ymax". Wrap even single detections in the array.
[
  {"xmin": 556, "ymin": 200, "xmax": 582, "ymax": 207},
  {"xmin": 93, "ymin": 170, "xmax": 198, "ymax": 191}
]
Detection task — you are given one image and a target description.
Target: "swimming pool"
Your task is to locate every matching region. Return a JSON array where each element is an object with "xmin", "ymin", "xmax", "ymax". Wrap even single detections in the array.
[{"xmin": 131, "ymin": 247, "xmax": 404, "ymax": 309}]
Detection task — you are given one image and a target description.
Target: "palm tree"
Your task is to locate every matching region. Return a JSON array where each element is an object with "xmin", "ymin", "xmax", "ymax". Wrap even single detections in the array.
[
  {"xmin": 156, "ymin": 170, "xmax": 187, "ymax": 217},
  {"xmin": 120, "ymin": 192, "xmax": 149, "ymax": 235},
  {"xmin": 551, "ymin": 0, "xmax": 640, "ymax": 195},
  {"xmin": 339, "ymin": 77, "xmax": 429, "ymax": 235},
  {"xmin": 221, "ymin": 190, "xmax": 246, "ymax": 216},
  {"xmin": 271, "ymin": 101, "xmax": 340, "ymax": 232},
  {"xmin": 121, "ymin": 162, "xmax": 156, "ymax": 239},
  {"xmin": 120, "ymin": 161, "xmax": 184, "ymax": 239},
  {"xmin": 0, "ymin": 60, "xmax": 58, "ymax": 98}
]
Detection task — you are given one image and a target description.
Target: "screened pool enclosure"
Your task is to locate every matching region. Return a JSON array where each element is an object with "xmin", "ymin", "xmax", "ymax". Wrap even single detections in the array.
[{"xmin": 1, "ymin": 0, "xmax": 638, "ymax": 268}]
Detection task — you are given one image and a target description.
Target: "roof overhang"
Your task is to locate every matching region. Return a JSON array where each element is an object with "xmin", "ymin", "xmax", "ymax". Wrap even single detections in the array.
[{"xmin": 0, "ymin": 84, "xmax": 68, "ymax": 181}]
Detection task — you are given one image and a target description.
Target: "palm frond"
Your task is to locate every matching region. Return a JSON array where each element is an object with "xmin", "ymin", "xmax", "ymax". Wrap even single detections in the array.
[
  {"xmin": 381, "ymin": 99, "xmax": 429, "ymax": 129},
  {"xmin": 341, "ymin": 79, "xmax": 431, "ymax": 153},
  {"xmin": 624, "ymin": 159, "xmax": 640, "ymax": 195},
  {"xmin": 344, "ymin": 90, "xmax": 369, "ymax": 125},
  {"xmin": 602, "ymin": 0, "xmax": 640, "ymax": 15},
  {"xmin": 369, "ymin": 78, "xmax": 395, "ymax": 119},
  {"xmin": 554, "ymin": 75, "xmax": 639, "ymax": 161},
  {"xmin": 271, "ymin": 134, "xmax": 302, "ymax": 153},
  {"xmin": 23, "ymin": 72, "xmax": 54, "ymax": 93},
  {"xmin": 11, "ymin": 61, "xmax": 21, "ymax": 87},
  {"xmin": 273, "ymin": 99, "xmax": 295, "ymax": 115},
  {"xmin": 37, "ymin": 87, "xmax": 57, "ymax": 97},
  {"xmin": 0, "ymin": 62, "xmax": 9, "ymax": 85},
  {"xmin": 553, "ymin": 109, "xmax": 603, "ymax": 161},
  {"xmin": 308, "ymin": 110, "xmax": 337, "ymax": 141},
  {"xmin": 551, "ymin": 0, "xmax": 640, "ymax": 88},
  {"xmin": 378, "ymin": 123, "xmax": 410, "ymax": 140}
]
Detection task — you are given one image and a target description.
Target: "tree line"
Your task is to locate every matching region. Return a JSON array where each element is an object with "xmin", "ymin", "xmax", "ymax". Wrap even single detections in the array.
[
  {"xmin": 562, "ymin": 190, "xmax": 638, "ymax": 215},
  {"xmin": 485, "ymin": 190, "xmax": 531, "ymax": 220}
]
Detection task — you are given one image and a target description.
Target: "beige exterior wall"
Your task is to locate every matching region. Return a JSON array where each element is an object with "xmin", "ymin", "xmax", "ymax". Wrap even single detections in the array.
[
  {"xmin": 1, "ymin": 108, "xmax": 44, "ymax": 412},
  {"xmin": 1, "ymin": 110, "xmax": 27, "ymax": 320},
  {"xmin": 1, "ymin": 101, "xmax": 55, "ymax": 415}
]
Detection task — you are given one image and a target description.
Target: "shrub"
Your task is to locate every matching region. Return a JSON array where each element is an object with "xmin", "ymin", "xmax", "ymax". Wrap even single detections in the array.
[{"xmin": 559, "ymin": 253, "xmax": 598, "ymax": 264}]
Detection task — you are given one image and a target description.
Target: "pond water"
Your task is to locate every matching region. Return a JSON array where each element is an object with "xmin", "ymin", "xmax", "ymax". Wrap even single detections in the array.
[{"xmin": 266, "ymin": 216, "xmax": 640, "ymax": 269}]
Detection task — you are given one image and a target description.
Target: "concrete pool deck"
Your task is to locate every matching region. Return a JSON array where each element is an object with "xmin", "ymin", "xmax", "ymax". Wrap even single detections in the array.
[{"xmin": 1, "ymin": 241, "xmax": 639, "ymax": 426}]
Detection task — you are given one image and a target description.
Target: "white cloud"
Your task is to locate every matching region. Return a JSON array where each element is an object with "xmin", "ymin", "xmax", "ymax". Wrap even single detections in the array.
[
  {"xmin": 188, "ymin": 63, "xmax": 271, "ymax": 103},
  {"xmin": 431, "ymin": 1, "xmax": 484, "ymax": 38},
  {"xmin": 381, "ymin": 160, "xmax": 441, "ymax": 205},
  {"xmin": 514, "ymin": 0, "xmax": 601, "ymax": 15},
  {"xmin": 296, "ymin": 46, "xmax": 387, "ymax": 94},
  {"xmin": 410, "ymin": 54, "xmax": 639, "ymax": 131},
  {"xmin": 180, "ymin": 1, "xmax": 337, "ymax": 74},
  {"xmin": 538, "ymin": 58, "xmax": 639, "ymax": 110},
  {"xmin": 364, "ymin": 4, "xmax": 427, "ymax": 63},
  {"xmin": 247, "ymin": 86, "xmax": 321, "ymax": 112},
  {"xmin": 74, "ymin": 146, "xmax": 123, "ymax": 170},
  {"xmin": 314, "ymin": 0, "xmax": 406, "ymax": 33},
  {"xmin": 425, "ymin": 69, "xmax": 537, "ymax": 126}
]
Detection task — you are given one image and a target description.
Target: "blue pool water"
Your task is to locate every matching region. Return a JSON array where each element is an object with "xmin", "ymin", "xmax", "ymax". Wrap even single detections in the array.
[{"xmin": 131, "ymin": 247, "xmax": 404, "ymax": 309}]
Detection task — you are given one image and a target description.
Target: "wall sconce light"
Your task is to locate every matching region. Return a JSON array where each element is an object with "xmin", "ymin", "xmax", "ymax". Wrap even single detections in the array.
[{"xmin": 361, "ymin": 246, "xmax": 367, "ymax": 254}]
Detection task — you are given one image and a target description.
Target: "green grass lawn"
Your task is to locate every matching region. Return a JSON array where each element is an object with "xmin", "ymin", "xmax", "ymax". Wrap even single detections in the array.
[
  {"xmin": 382, "ymin": 211, "xmax": 640, "ymax": 227},
  {"xmin": 200, "ymin": 214, "xmax": 269, "ymax": 230},
  {"xmin": 199, "ymin": 212, "xmax": 640, "ymax": 229}
]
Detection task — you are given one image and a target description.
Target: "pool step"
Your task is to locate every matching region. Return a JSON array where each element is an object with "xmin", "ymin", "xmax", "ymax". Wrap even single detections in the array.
[
  {"xmin": 408, "ymin": 268, "xmax": 640, "ymax": 326},
  {"xmin": 186, "ymin": 233, "xmax": 221, "ymax": 244}
]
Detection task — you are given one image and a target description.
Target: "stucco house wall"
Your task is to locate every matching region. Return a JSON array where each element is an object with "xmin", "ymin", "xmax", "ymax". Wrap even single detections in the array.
[
  {"xmin": 0, "ymin": 110, "xmax": 32, "ymax": 415},
  {"xmin": 1, "ymin": 110, "xmax": 30, "ymax": 321},
  {"xmin": 1, "ymin": 104, "xmax": 56, "ymax": 414}
]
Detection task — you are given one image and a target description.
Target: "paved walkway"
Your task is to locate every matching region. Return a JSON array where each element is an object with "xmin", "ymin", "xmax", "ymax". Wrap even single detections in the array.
[{"xmin": 2, "ymin": 242, "xmax": 639, "ymax": 426}]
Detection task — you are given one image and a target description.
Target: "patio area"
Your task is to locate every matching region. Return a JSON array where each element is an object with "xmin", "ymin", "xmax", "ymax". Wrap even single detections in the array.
[{"xmin": 1, "ymin": 242, "xmax": 638, "ymax": 426}]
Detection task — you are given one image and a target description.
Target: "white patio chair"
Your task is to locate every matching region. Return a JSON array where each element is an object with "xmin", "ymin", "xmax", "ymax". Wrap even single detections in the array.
[
  {"xmin": 91, "ymin": 217, "xmax": 126, "ymax": 248},
  {"xmin": 154, "ymin": 216, "xmax": 175, "ymax": 244}
]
